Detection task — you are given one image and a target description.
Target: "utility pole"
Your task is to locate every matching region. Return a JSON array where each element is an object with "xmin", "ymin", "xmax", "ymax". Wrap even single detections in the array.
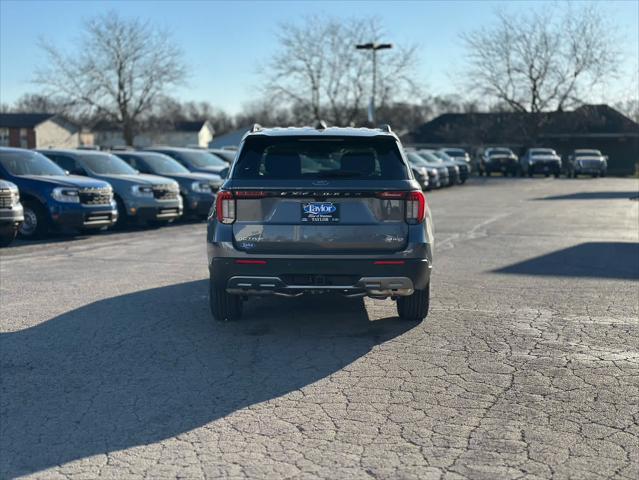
[{"xmin": 356, "ymin": 42, "xmax": 392, "ymax": 124}]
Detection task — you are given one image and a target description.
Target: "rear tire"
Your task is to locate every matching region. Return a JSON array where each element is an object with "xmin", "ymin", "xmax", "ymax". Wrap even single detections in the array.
[
  {"xmin": 397, "ymin": 283, "xmax": 430, "ymax": 322},
  {"xmin": 209, "ymin": 274, "xmax": 242, "ymax": 321}
]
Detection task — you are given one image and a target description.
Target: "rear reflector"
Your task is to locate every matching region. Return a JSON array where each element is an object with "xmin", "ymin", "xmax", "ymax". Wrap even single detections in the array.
[
  {"xmin": 377, "ymin": 191, "xmax": 406, "ymax": 199},
  {"xmin": 374, "ymin": 260, "xmax": 405, "ymax": 265},
  {"xmin": 234, "ymin": 259, "xmax": 267, "ymax": 264},
  {"xmin": 235, "ymin": 190, "xmax": 268, "ymax": 198}
]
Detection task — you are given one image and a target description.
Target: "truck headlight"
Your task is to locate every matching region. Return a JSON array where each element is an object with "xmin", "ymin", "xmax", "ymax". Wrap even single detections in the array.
[
  {"xmin": 9, "ymin": 185, "xmax": 20, "ymax": 206},
  {"xmin": 191, "ymin": 181, "xmax": 213, "ymax": 193},
  {"xmin": 131, "ymin": 185, "xmax": 154, "ymax": 197},
  {"xmin": 52, "ymin": 187, "xmax": 80, "ymax": 203}
]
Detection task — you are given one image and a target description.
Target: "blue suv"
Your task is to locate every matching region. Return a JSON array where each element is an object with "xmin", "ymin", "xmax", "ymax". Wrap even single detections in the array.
[{"xmin": 0, "ymin": 147, "xmax": 117, "ymax": 239}]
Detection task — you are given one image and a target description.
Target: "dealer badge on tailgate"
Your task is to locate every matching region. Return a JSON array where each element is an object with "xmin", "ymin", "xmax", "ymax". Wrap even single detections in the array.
[{"xmin": 301, "ymin": 202, "xmax": 340, "ymax": 223}]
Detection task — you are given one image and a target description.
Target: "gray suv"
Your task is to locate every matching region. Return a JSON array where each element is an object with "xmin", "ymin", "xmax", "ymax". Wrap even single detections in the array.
[{"xmin": 207, "ymin": 125, "xmax": 434, "ymax": 322}]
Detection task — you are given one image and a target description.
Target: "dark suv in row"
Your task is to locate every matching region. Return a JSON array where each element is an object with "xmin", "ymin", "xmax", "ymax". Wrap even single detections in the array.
[{"xmin": 207, "ymin": 125, "xmax": 434, "ymax": 322}]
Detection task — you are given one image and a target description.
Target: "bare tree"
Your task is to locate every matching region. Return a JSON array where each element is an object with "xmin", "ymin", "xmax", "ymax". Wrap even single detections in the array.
[
  {"xmin": 263, "ymin": 16, "xmax": 420, "ymax": 126},
  {"xmin": 462, "ymin": 3, "xmax": 620, "ymax": 113},
  {"xmin": 35, "ymin": 12, "xmax": 187, "ymax": 145}
]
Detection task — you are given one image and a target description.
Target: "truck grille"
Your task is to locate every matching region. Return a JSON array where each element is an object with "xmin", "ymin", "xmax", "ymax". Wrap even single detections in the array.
[
  {"xmin": 0, "ymin": 189, "xmax": 13, "ymax": 208},
  {"xmin": 79, "ymin": 188, "xmax": 112, "ymax": 206},
  {"xmin": 579, "ymin": 159, "xmax": 602, "ymax": 168},
  {"xmin": 153, "ymin": 185, "xmax": 178, "ymax": 200}
]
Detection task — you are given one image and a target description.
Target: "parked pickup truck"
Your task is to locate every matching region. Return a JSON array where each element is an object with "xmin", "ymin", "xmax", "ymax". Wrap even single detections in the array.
[
  {"xmin": 0, "ymin": 147, "xmax": 117, "ymax": 239},
  {"xmin": 564, "ymin": 149, "xmax": 607, "ymax": 178},
  {"xmin": 40, "ymin": 150, "xmax": 182, "ymax": 226},
  {"xmin": 115, "ymin": 151, "xmax": 223, "ymax": 219}
]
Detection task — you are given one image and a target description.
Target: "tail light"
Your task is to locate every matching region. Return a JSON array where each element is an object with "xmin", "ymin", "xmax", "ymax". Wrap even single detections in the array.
[
  {"xmin": 405, "ymin": 190, "xmax": 426, "ymax": 224},
  {"xmin": 215, "ymin": 190, "xmax": 235, "ymax": 224}
]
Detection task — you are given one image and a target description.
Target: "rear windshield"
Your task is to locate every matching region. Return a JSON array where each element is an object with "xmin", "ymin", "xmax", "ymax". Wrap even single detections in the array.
[
  {"xmin": 531, "ymin": 149, "xmax": 555, "ymax": 156},
  {"xmin": 233, "ymin": 136, "xmax": 409, "ymax": 180},
  {"xmin": 0, "ymin": 150, "xmax": 66, "ymax": 176}
]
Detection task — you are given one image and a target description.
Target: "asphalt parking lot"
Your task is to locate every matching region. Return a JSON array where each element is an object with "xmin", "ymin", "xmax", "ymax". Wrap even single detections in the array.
[{"xmin": 1, "ymin": 177, "xmax": 638, "ymax": 479}]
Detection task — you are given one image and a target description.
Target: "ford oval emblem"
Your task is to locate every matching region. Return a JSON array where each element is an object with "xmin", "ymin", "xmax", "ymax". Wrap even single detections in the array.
[{"xmin": 312, "ymin": 180, "xmax": 330, "ymax": 186}]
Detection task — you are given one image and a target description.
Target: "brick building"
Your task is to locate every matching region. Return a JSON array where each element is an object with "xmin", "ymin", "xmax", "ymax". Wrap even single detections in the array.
[{"xmin": 0, "ymin": 113, "xmax": 81, "ymax": 149}]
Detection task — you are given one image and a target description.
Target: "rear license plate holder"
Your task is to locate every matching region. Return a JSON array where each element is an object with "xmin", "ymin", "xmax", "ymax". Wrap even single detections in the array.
[{"xmin": 301, "ymin": 202, "xmax": 340, "ymax": 223}]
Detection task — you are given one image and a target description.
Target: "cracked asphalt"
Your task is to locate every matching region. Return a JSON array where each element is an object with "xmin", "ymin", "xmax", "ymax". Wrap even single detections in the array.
[{"xmin": 1, "ymin": 177, "xmax": 638, "ymax": 479}]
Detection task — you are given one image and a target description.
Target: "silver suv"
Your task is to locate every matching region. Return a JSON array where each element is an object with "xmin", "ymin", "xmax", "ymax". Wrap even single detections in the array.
[{"xmin": 206, "ymin": 125, "xmax": 434, "ymax": 322}]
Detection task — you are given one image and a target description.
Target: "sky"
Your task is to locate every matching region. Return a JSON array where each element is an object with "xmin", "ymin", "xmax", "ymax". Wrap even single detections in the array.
[{"xmin": 1, "ymin": 0, "xmax": 638, "ymax": 114}]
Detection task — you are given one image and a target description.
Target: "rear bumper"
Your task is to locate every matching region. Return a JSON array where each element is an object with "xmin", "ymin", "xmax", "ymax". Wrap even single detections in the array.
[{"xmin": 210, "ymin": 257, "xmax": 431, "ymax": 298}]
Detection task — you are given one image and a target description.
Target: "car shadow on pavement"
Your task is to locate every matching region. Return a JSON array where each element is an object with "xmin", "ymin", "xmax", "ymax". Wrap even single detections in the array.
[
  {"xmin": 493, "ymin": 242, "xmax": 639, "ymax": 280},
  {"xmin": 0, "ymin": 281, "xmax": 414, "ymax": 478},
  {"xmin": 534, "ymin": 191, "xmax": 639, "ymax": 201}
]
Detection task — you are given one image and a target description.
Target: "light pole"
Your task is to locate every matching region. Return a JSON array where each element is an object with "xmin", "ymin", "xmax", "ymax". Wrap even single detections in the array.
[{"xmin": 356, "ymin": 42, "xmax": 392, "ymax": 124}]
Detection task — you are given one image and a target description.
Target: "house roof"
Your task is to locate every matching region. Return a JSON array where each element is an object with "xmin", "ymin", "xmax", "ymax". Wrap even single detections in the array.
[
  {"xmin": 408, "ymin": 104, "xmax": 639, "ymax": 144},
  {"xmin": 0, "ymin": 113, "xmax": 56, "ymax": 128},
  {"xmin": 91, "ymin": 119, "xmax": 212, "ymax": 133}
]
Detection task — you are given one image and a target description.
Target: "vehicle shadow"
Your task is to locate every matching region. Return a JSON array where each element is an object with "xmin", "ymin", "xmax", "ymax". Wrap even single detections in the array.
[
  {"xmin": 493, "ymin": 242, "xmax": 639, "ymax": 280},
  {"xmin": 534, "ymin": 191, "xmax": 639, "ymax": 201},
  {"xmin": 0, "ymin": 281, "xmax": 414, "ymax": 478}
]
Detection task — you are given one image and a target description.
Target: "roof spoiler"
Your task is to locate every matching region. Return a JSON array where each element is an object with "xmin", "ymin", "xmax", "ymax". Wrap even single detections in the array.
[
  {"xmin": 378, "ymin": 124, "xmax": 392, "ymax": 133},
  {"xmin": 251, "ymin": 123, "xmax": 263, "ymax": 133}
]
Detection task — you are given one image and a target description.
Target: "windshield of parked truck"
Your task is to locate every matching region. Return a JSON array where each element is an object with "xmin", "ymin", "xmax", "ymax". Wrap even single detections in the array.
[
  {"xmin": 133, "ymin": 153, "xmax": 190, "ymax": 174},
  {"xmin": 234, "ymin": 136, "xmax": 409, "ymax": 180},
  {"xmin": 489, "ymin": 148, "xmax": 513, "ymax": 156},
  {"xmin": 531, "ymin": 149, "xmax": 556, "ymax": 156},
  {"xmin": 0, "ymin": 150, "xmax": 66, "ymax": 176},
  {"xmin": 575, "ymin": 150, "xmax": 602, "ymax": 157},
  {"xmin": 175, "ymin": 150, "xmax": 227, "ymax": 168},
  {"xmin": 443, "ymin": 149, "xmax": 466, "ymax": 157},
  {"xmin": 417, "ymin": 151, "xmax": 442, "ymax": 164},
  {"xmin": 79, "ymin": 153, "xmax": 138, "ymax": 175}
]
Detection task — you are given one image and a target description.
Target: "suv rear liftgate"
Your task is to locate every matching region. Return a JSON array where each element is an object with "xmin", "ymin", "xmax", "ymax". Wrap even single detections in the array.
[{"xmin": 206, "ymin": 126, "xmax": 434, "ymax": 321}]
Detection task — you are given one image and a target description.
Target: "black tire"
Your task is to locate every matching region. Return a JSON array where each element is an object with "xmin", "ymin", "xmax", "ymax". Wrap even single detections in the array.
[
  {"xmin": 209, "ymin": 275, "xmax": 242, "ymax": 321},
  {"xmin": 114, "ymin": 197, "xmax": 129, "ymax": 228},
  {"xmin": 528, "ymin": 170, "xmax": 533, "ymax": 178},
  {"xmin": 0, "ymin": 225, "xmax": 17, "ymax": 247},
  {"xmin": 19, "ymin": 200, "xmax": 49, "ymax": 239},
  {"xmin": 591, "ymin": 173, "xmax": 597, "ymax": 178},
  {"xmin": 600, "ymin": 171, "xmax": 606, "ymax": 178},
  {"xmin": 486, "ymin": 170, "xmax": 491, "ymax": 177},
  {"xmin": 554, "ymin": 172, "xmax": 560, "ymax": 178},
  {"xmin": 397, "ymin": 283, "xmax": 430, "ymax": 322}
]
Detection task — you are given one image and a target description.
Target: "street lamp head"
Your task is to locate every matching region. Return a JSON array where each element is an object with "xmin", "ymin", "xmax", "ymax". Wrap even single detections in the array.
[
  {"xmin": 376, "ymin": 43, "xmax": 393, "ymax": 50},
  {"xmin": 356, "ymin": 43, "xmax": 375, "ymax": 50}
]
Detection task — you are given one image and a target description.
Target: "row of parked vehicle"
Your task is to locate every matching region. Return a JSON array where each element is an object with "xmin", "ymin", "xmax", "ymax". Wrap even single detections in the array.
[
  {"xmin": 404, "ymin": 148, "xmax": 471, "ymax": 191},
  {"xmin": 0, "ymin": 146, "xmax": 237, "ymax": 246},
  {"xmin": 475, "ymin": 147, "xmax": 608, "ymax": 178}
]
